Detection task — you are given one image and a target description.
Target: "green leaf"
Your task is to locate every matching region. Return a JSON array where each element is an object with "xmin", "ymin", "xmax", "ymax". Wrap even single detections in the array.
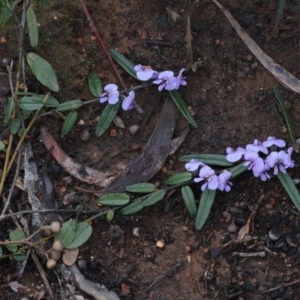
[
  {"xmin": 169, "ymin": 90, "xmax": 197, "ymax": 128},
  {"xmin": 10, "ymin": 228, "xmax": 25, "ymax": 242},
  {"xmin": 39, "ymin": 0, "xmax": 49, "ymax": 7},
  {"xmin": 0, "ymin": 247, "xmax": 2, "ymax": 257},
  {"xmin": 143, "ymin": 190, "xmax": 166, "ymax": 207},
  {"xmin": 4, "ymin": 97, "xmax": 14, "ymax": 124},
  {"xmin": 106, "ymin": 210, "xmax": 114, "ymax": 221},
  {"xmin": 274, "ymin": 87, "xmax": 296, "ymax": 142},
  {"xmin": 95, "ymin": 101, "xmax": 120, "ymax": 137},
  {"xmin": 180, "ymin": 154, "xmax": 233, "ymax": 167},
  {"xmin": 125, "ymin": 183, "xmax": 156, "ymax": 193},
  {"xmin": 0, "ymin": 5, "xmax": 12, "ymax": 24},
  {"xmin": 66, "ymin": 222, "xmax": 93, "ymax": 249},
  {"xmin": 56, "ymin": 99, "xmax": 83, "ymax": 112},
  {"xmin": 88, "ymin": 72, "xmax": 102, "ymax": 97},
  {"xmin": 54, "ymin": 220, "xmax": 76, "ymax": 248},
  {"xmin": 26, "ymin": 7, "xmax": 38, "ymax": 47},
  {"xmin": 166, "ymin": 172, "xmax": 192, "ymax": 185},
  {"xmin": 11, "ymin": 253, "xmax": 26, "ymax": 261},
  {"xmin": 181, "ymin": 186, "xmax": 197, "ymax": 217},
  {"xmin": 10, "ymin": 118, "xmax": 20, "ymax": 134},
  {"xmin": 39, "ymin": 95, "xmax": 59, "ymax": 107},
  {"xmin": 277, "ymin": 171, "xmax": 300, "ymax": 211},
  {"xmin": 229, "ymin": 162, "xmax": 248, "ymax": 179},
  {"xmin": 110, "ymin": 49, "xmax": 137, "ymax": 79},
  {"xmin": 97, "ymin": 193, "xmax": 130, "ymax": 206},
  {"xmin": 27, "ymin": 52, "xmax": 59, "ymax": 92},
  {"xmin": 19, "ymin": 96, "xmax": 44, "ymax": 110},
  {"xmin": 0, "ymin": 140, "xmax": 5, "ymax": 151},
  {"xmin": 6, "ymin": 244, "xmax": 17, "ymax": 252},
  {"xmin": 120, "ymin": 200, "xmax": 143, "ymax": 215},
  {"xmin": 62, "ymin": 110, "xmax": 77, "ymax": 136},
  {"xmin": 195, "ymin": 189, "xmax": 216, "ymax": 230}
]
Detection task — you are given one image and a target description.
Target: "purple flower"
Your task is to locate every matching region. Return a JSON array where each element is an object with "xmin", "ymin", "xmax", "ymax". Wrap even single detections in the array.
[
  {"xmin": 253, "ymin": 163, "xmax": 271, "ymax": 181},
  {"xmin": 175, "ymin": 69, "xmax": 187, "ymax": 90},
  {"xmin": 243, "ymin": 151, "xmax": 264, "ymax": 173},
  {"xmin": 265, "ymin": 150, "xmax": 290, "ymax": 175},
  {"xmin": 194, "ymin": 166, "xmax": 219, "ymax": 191},
  {"xmin": 218, "ymin": 170, "xmax": 232, "ymax": 192},
  {"xmin": 134, "ymin": 65, "xmax": 157, "ymax": 81},
  {"xmin": 287, "ymin": 147, "xmax": 295, "ymax": 168},
  {"xmin": 185, "ymin": 159, "xmax": 204, "ymax": 172},
  {"xmin": 100, "ymin": 84, "xmax": 119, "ymax": 105},
  {"xmin": 226, "ymin": 147, "xmax": 246, "ymax": 162},
  {"xmin": 262, "ymin": 136, "xmax": 286, "ymax": 148},
  {"xmin": 153, "ymin": 71, "xmax": 177, "ymax": 91},
  {"xmin": 246, "ymin": 139, "xmax": 268, "ymax": 154},
  {"xmin": 122, "ymin": 91, "xmax": 135, "ymax": 111}
]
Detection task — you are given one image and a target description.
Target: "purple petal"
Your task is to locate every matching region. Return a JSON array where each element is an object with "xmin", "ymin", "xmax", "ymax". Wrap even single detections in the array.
[
  {"xmin": 185, "ymin": 159, "xmax": 203, "ymax": 171},
  {"xmin": 207, "ymin": 175, "xmax": 219, "ymax": 190},
  {"xmin": 104, "ymin": 83, "xmax": 118, "ymax": 92},
  {"xmin": 99, "ymin": 96, "xmax": 108, "ymax": 103},
  {"xmin": 122, "ymin": 91, "xmax": 135, "ymax": 111},
  {"xmin": 157, "ymin": 70, "xmax": 174, "ymax": 79}
]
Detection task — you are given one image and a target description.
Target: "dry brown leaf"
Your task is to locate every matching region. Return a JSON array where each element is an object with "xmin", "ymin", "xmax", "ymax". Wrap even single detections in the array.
[{"xmin": 62, "ymin": 248, "xmax": 79, "ymax": 266}]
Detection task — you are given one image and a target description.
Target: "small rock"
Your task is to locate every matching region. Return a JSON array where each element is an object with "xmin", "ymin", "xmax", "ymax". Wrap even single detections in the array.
[
  {"xmin": 202, "ymin": 81, "xmax": 212, "ymax": 91},
  {"xmin": 181, "ymin": 226, "xmax": 189, "ymax": 232},
  {"xmin": 268, "ymin": 228, "xmax": 281, "ymax": 241},
  {"xmin": 251, "ymin": 62, "xmax": 259, "ymax": 70},
  {"xmin": 156, "ymin": 238, "xmax": 165, "ymax": 248},
  {"xmin": 80, "ymin": 129, "xmax": 90, "ymax": 141},
  {"xmin": 108, "ymin": 225, "xmax": 124, "ymax": 239},
  {"xmin": 133, "ymin": 227, "xmax": 140, "ymax": 237},
  {"xmin": 157, "ymin": 13, "xmax": 168, "ymax": 29},
  {"xmin": 129, "ymin": 125, "xmax": 139, "ymax": 135}
]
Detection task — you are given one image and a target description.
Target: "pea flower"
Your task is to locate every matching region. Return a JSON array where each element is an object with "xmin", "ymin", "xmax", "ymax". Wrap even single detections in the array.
[
  {"xmin": 243, "ymin": 151, "xmax": 264, "ymax": 173},
  {"xmin": 287, "ymin": 147, "xmax": 295, "ymax": 168},
  {"xmin": 253, "ymin": 163, "xmax": 271, "ymax": 181},
  {"xmin": 134, "ymin": 65, "xmax": 157, "ymax": 81},
  {"xmin": 226, "ymin": 147, "xmax": 245, "ymax": 162},
  {"xmin": 175, "ymin": 68, "xmax": 187, "ymax": 89},
  {"xmin": 218, "ymin": 170, "xmax": 232, "ymax": 192},
  {"xmin": 266, "ymin": 150, "xmax": 291, "ymax": 175},
  {"xmin": 194, "ymin": 166, "xmax": 219, "ymax": 191},
  {"xmin": 122, "ymin": 91, "xmax": 135, "ymax": 111},
  {"xmin": 100, "ymin": 84, "xmax": 119, "ymax": 105},
  {"xmin": 185, "ymin": 159, "xmax": 204, "ymax": 172},
  {"xmin": 246, "ymin": 139, "xmax": 268, "ymax": 154},
  {"xmin": 262, "ymin": 136, "xmax": 286, "ymax": 148},
  {"xmin": 153, "ymin": 71, "xmax": 177, "ymax": 91}
]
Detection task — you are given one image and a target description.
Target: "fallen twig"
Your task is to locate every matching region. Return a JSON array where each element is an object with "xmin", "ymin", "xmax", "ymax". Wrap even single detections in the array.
[{"xmin": 262, "ymin": 277, "xmax": 300, "ymax": 294}]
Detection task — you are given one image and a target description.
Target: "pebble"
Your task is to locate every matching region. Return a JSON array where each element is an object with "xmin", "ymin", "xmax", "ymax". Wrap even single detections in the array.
[
  {"xmin": 157, "ymin": 13, "xmax": 168, "ymax": 29},
  {"xmin": 80, "ymin": 129, "xmax": 90, "ymax": 141},
  {"xmin": 129, "ymin": 125, "xmax": 139, "ymax": 135},
  {"xmin": 108, "ymin": 225, "xmax": 124, "ymax": 239},
  {"xmin": 202, "ymin": 81, "xmax": 212, "ymax": 91}
]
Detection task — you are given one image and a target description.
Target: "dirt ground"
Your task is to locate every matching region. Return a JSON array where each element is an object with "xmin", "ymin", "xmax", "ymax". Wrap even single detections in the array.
[{"xmin": 1, "ymin": 0, "xmax": 300, "ymax": 299}]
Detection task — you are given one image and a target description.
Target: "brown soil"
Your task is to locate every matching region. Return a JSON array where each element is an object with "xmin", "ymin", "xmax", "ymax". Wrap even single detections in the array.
[{"xmin": 1, "ymin": 0, "xmax": 300, "ymax": 299}]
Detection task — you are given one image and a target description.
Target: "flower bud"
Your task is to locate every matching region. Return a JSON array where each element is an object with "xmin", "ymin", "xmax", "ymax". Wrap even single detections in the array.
[
  {"xmin": 46, "ymin": 259, "xmax": 57, "ymax": 269},
  {"xmin": 48, "ymin": 249, "xmax": 61, "ymax": 261},
  {"xmin": 49, "ymin": 222, "xmax": 61, "ymax": 234},
  {"xmin": 52, "ymin": 240, "xmax": 62, "ymax": 252}
]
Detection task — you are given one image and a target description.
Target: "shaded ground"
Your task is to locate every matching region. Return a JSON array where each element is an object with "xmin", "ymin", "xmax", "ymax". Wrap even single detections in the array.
[{"xmin": 1, "ymin": 0, "xmax": 300, "ymax": 299}]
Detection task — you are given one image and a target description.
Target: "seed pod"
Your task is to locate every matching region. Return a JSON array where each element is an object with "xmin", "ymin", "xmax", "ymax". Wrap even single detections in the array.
[
  {"xmin": 48, "ymin": 249, "xmax": 61, "ymax": 261},
  {"xmin": 46, "ymin": 259, "xmax": 57, "ymax": 269},
  {"xmin": 49, "ymin": 221, "xmax": 61, "ymax": 233},
  {"xmin": 52, "ymin": 240, "xmax": 63, "ymax": 252}
]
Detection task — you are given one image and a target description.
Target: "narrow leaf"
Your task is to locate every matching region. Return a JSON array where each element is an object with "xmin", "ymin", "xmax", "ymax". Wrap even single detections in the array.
[
  {"xmin": 19, "ymin": 96, "xmax": 44, "ymax": 110},
  {"xmin": 180, "ymin": 154, "xmax": 233, "ymax": 167},
  {"xmin": 4, "ymin": 97, "xmax": 14, "ymax": 124},
  {"xmin": 229, "ymin": 162, "xmax": 248, "ymax": 179},
  {"xmin": 56, "ymin": 99, "xmax": 82, "ymax": 112},
  {"xmin": 120, "ymin": 200, "xmax": 144, "ymax": 215},
  {"xmin": 166, "ymin": 172, "xmax": 192, "ymax": 185},
  {"xmin": 95, "ymin": 101, "xmax": 120, "ymax": 137},
  {"xmin": 10, "ymin": 118, "xmax": 20, "ymax": 134},
  {"xmin": 0, "ymin": 140, "xmax": 5, "ymax": 151},
  {"xmin": 277, "ymin": 171, "xmax": 300, "ymax": 211},
  {"xmin": 66, "ymin": 222, "xmax": 92, "ymax": 249},
  {"xmin": 88, "ymin": 72, "xmax": 102, "ymax": 97},
  {"xmin": 274, "ymin": 87, "xmax": 296, "ymax": 142},
  {"xmin": 26, "ymin": 7, "xmax": 38, "ymax": 47},
  {"xmin": 110, "ymin": 49, "xmax": 137, "ymax": 79},
  {"xmin": 97, "ymin": 193, "xmax": 130, "ymax": 206},
  {"xmin": 169, "ymin": 90, "xmax": 197, "ymax": 128},
  {"xmin": 62, "ymin": 110, "xmax": 77, "ymax": 136},
  {"xmin": 54, "ymin": 220, "xmax": 76, "ymax": 248},
  {"xmin": 195, "ymin": 189, "xmax": 216, "ymax": 230},
  {"xmin": 125, "ymin": 183, "xmax": 156, "ymax": 194},
  {"xmin": 27, "ymin": 52, "xmax": 59, "ymax": 92},
  {"xmin": 181, "ymin": 186, "xmax": 197, "ymax": 217},
  {"xmin": 143, "ymin": 190, "xmax": 166, "ymax": 207}
]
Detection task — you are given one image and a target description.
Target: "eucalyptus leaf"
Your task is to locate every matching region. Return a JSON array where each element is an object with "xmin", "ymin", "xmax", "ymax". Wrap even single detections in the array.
[
  {"xmin": 95, "ymin": 101, "xmax": 120, "ymax": 137},
  {"xmin": 125, "ymin": 183, "xmax": 156, "ymax": 194},
  {"xmin": 195, "ymin": 189, "xmax": 216, "ymax": 230},
  {"xmin": 27, "ymin": 52, "xmax": 59, "ymax": 92},
  {"xmin": 66, "ymin": 222, "xmax": 92, "ymax": 249},
  {"xmin": 26, "ymin": 7, "xmax": 38, "ymax": 47},
  {"xmin": 4, "ymin": 97, "xmax": 13, "ymax": 124},
  {"xmin": 54, "ymin": 220, "xmax": 76, "ymax": 248},
  {"xmin": 181, "ymin": 186, "xmax": 197, "ymax": 217},
  {"xmin": 97, "ymin": 193, "xmax": 130, "ymax": 206},
  {"xmin": 169, "ymin": 90, "xmax": 197, "ymax": 128},
  {"xmin": 110, "ymin": 49, "xmax": 137, "ymax": 79},
  {"xmin": 180, "ymin": 154, "xmax": 233, "ymax": 167},
  {"xmin": 166, "ymin": 172, "xmax": 192, "ymax": 185},
  {"xmin": 56, "ymin": 99, "xmax": 82, "ymax": 112},
  {"xmin": 277, "ymin": 171, "xmax": 300, "ymax": 211},
  {"xmin": 10, "ymin": 118, "xmax": 20, "ymax": 134},
  {"xmin": 88, "ymin": 72, "xmax": 102, "ymax": 97},
  {"xmin": 143, "ymin": 190, "xmax": 166, "ymax": 207},
  {"xmin": 120, "ymin": 200, "xmax": 144, "ymax": 215},
  {"xmin": 62, "ymin": 110, "xmax": 77, "ymax": 136}
]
